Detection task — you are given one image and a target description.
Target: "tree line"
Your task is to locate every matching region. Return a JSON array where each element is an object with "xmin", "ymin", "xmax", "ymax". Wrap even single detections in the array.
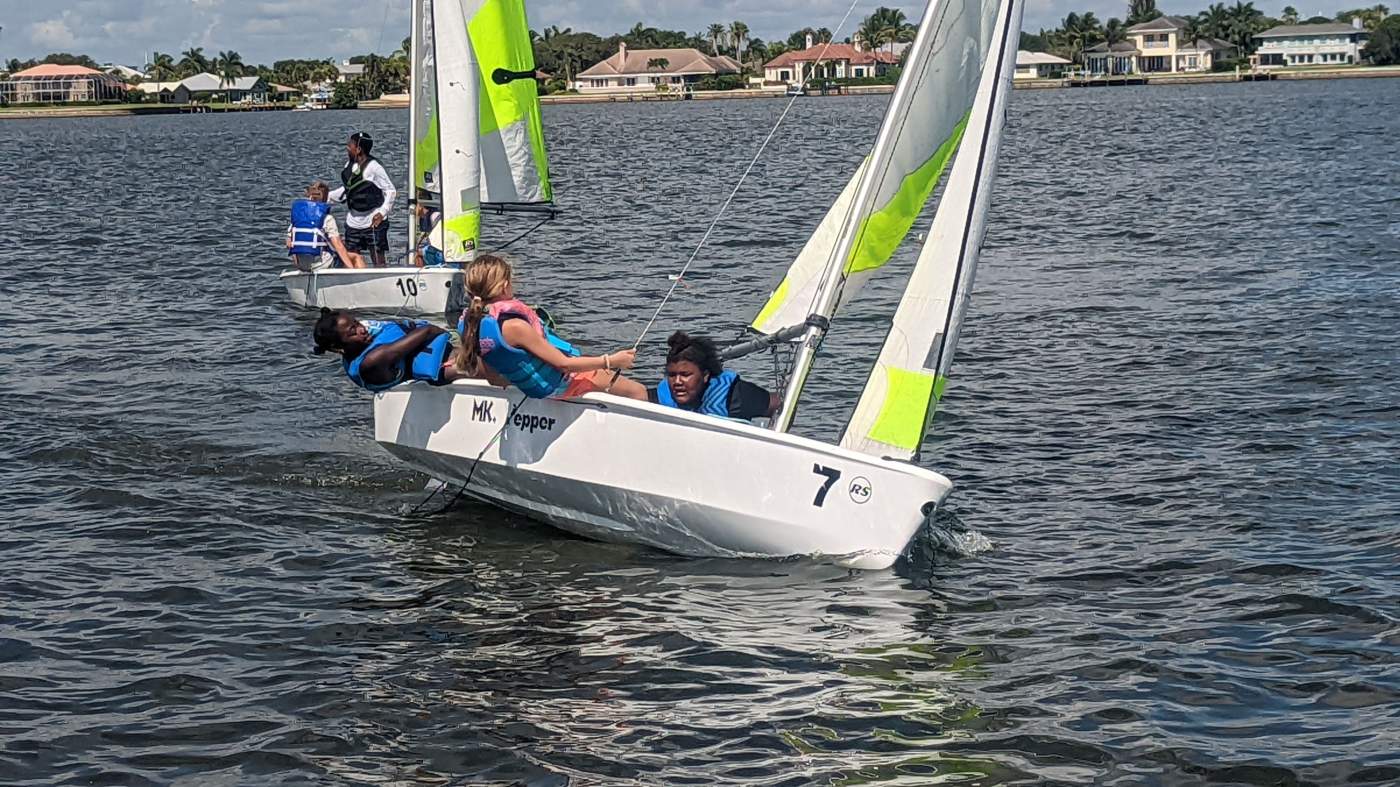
[
  {"xmin": 531, "ymin": 7, "xmax": 916, "ymax": 89},
  {"xmin": 1021, "ymin": 0, "xmax": 1394, "ymax": 65}
]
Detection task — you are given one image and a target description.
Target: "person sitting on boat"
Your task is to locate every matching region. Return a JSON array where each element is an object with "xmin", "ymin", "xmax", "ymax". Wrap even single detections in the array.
[
  {"xmin": 312, "ymin": 308, "xmax": 466, "ymax": 391},
  {"xmin": 329, "ymin": 131, "xmax": 396, "ymax": 267},
  {"xmin": 650, "ymin": 332, "xmax": 779, "ymax": 421},
  {"xmin": 413, "ymin": 190, "xmax": 449, "ymax": 268},
  {"xmin": 286, "ymin": 181, "xmax": 366, "ymax": 271},
  {"xmin": 455, "ymin": 255, "xmax": 649, "ymax": 401}
]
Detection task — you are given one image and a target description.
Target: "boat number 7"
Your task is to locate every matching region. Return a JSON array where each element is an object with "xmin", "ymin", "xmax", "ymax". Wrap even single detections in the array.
[
  {"xmin": 811, "ymin": 465, "xmax": 842, "ymax": 507},
  {"xmin": 396, "ymin": 278, "xmax": 419, "ymax": 297}
]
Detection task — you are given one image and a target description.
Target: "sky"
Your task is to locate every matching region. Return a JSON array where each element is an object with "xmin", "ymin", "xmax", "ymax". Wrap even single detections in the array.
[{"xmin": 0, "ymin": 0, "xmax": 1308, "ymax": 67}]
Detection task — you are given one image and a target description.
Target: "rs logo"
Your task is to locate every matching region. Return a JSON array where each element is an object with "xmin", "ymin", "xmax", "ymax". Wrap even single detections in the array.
[{"xmin": 848, "ymin": 477, "xmax": 872, "ymax": 504}]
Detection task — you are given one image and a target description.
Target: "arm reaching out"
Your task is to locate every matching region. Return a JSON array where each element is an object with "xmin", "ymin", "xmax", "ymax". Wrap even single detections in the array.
[{"xmin": 500, "ymin": 321, "xmax": 635, "ymax": 374}]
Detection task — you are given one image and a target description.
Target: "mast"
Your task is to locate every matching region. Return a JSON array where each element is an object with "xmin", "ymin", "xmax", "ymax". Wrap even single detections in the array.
[
  {"xmin": 768, "ymin": 5, "xmax": 944, "ymax": 434},
  {"xmin": 407, "ymin": 0, "xmax": 422, "ymax": 259}
]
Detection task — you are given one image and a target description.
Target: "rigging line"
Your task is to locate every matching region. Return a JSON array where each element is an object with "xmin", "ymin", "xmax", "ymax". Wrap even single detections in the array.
[
  {"xmin": 374, "ymin": 0, "xmax": 394, "ymax": 57},
  {"xmin": 410, "ymin": 392, "xmax": 530, "ymax": 517},
  {"xmin": 496, "ymin": 216, "xmax": 551, "ymax": 252},
  {"xmin": 626, "ymin": 0, "xmax": 865, "ymax": 351}
]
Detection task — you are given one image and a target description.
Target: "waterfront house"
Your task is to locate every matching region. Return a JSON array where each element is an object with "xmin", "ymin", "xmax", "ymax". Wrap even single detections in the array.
[
  {"xmin": 0, "ymin": 64, "xmax": 128, "ymax": 104},
  {"xmin": 1084, "ymin": 16, "xmax": 1236, "ymax": 74},
  {"xmin": 1014, "ymin": 51, "xmax": 1071, "ymax": 79},
  {"xmin": 135, "ymin": 80, "xmax": 182, "ymax": 102},
  {"xmin": 763, "ymin": 35, "xmax": 899, "ymax": 85},
  {"xmin": 177, "ymin": 73, "xmax": 269, "ymax": 103},
  {"xmin": 572, "ymin": 44, "xmax": 740, "ymax": 93},
  {"xmin": 336, "ymin": 61, "xmax": 365, "ymax": 83},
  {"xmin": 1252, "ymin": 19, "xmax": 1369, "ymax": 67}
]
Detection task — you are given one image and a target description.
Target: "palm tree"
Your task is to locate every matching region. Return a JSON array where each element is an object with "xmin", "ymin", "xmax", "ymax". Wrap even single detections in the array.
[
  {"xmin": 1105, "ymin": 17, "xmax": 1127, "ymax": 45},
  {"xmin": 1202, "ymin": 3, "xmax": 1231, "ymax": 40},
  {"xmin": 707, "ymin": 23, "xmax": 726, "ymax": 55},
  {"xmin": 1128, "ymin": 0, "xmax": 1164, "ymax": 25},
  {"xmin": 729, "ymin": 21, "xmax": 749, "ymax": 60},
  {"xmin": 857, "ymin": 16, "xmax": 887, "ymax": 52},
  {"xmin": 215, "ymin": 50, "xmax": 244, "ymax": 86},
  {"xmin": 1281, "ymin": 5, "xmax": 1300, "ymax": 24},
  {"xmin": 1180, "ymin": 16, "xmax": 1205, "ymax": 48},
  {"xmin": 149, "ymin": 52, "xmax": 176, "ymax": 81},
  {"xmin": 1226, "ymin": 1, "xmax": 1263, "ymax": 54},
  {"xmin": 179, "ymin": 47, "xmax": 209, "ymax": 77}
]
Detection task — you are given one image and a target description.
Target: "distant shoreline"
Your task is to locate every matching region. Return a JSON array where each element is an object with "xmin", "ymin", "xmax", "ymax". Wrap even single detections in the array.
[{"xmin": 4, "ymin": 65, "xmax": 1398, "ymax": 120}]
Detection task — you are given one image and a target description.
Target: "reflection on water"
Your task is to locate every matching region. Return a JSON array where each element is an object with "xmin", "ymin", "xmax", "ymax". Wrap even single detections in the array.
[{"xmin": 2, "ymin": 78, "xmax": 1399, "ymax": 784}]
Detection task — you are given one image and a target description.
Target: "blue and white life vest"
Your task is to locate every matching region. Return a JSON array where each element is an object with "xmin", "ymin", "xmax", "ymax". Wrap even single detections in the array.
[
  {"xmin": 656, "ymin": 370, "xmax": 738, "ymax": 417},
  {"xmin": 467, "ymin": 300, "xmax": 579, "ymax": 398},
  {"xmin": 343, "ymin": 319, "xmax": 452, "ymax": 392},
  {"xmin": 290, "ymin": 199, "xmax": 332, "ymax": 256}
]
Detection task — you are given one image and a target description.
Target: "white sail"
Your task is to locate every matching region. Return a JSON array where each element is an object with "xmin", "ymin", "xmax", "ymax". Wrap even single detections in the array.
[
  {"xmin": 432, "ymin": 0, "xmax": 484, "ymax": 262},
  {"xmin": 841, "ymin": 0, "xmax": 1022, "ymax": 459},
  {"xmin": 765, "ymin": 0, "xmax": 1004, "ymax": 432}
]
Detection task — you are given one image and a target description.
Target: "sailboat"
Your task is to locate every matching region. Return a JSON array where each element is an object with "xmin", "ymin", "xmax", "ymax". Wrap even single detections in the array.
[
  {"xmin": 279, "ymin": 0, "xmax": 554, "ymax": 315},
  {"xmin": 373, "ymin": 0, "xmax": 1023, "ymax": 569}
]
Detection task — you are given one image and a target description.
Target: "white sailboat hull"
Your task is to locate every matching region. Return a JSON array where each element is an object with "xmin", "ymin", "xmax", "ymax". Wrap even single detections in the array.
[
  {"xmin": 373, "ymin": 381, "xmax": 954, "ymax": 569},
  {"xmin": 280, "ymin": 267, "xmax": 461, "ymax": 315}
]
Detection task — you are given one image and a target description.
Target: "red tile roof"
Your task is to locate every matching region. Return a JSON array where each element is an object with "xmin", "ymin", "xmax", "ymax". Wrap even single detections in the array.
[
  {"xmin": 12, "ymin": 64, "xmax": 107, "ymax": 78},
  {"xmin": 765, "ymin": 43, "xmax": 899, "ymax": 69}
]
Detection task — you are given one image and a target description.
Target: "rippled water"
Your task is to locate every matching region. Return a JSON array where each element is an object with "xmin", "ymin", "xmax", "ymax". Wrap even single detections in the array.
[{"xmin": 3, "ymin": 78, "xmax": 1399, "ymax": 784}]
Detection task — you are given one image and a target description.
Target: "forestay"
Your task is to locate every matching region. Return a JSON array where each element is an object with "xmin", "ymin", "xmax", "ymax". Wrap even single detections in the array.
[{"xmin": 841, "ymin": 0, "xmax": 1022, "ymax": 459}]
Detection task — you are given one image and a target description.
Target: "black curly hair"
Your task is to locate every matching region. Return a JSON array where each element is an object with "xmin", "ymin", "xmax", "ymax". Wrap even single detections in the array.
[
  {"xmin": 665, "ymin": 331, "xmax": 722, "ymax": 377},
  {"xmin": 312, "ymin": 307, "xmax": 342, "ymax": 355}
]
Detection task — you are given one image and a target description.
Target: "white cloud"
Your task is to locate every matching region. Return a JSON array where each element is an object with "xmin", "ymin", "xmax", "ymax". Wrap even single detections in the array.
[{"xmin": 29, "ymin": 18, "xmax": 77, "ymax": 49}]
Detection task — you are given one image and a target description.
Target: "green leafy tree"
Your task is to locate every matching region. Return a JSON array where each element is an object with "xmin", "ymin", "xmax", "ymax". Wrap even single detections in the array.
[
  {"xmin": 1226, "ymin": 1, "xmax": 1265, "ymax": 54},
  {"xmin": 1281, "ymin": 6, "xmax": 1300, "ymax": 23},
  {"xmin": 1363, "ymin": 14, "xmax": 1400, "ymax": 61},
  {"xmin": 1127, "ymin": 0, "xmax": 1164, "ymax": 25},
  {"xmin": 1335, "ymin": 6, "xmax": 1391, "ymax": 30}
]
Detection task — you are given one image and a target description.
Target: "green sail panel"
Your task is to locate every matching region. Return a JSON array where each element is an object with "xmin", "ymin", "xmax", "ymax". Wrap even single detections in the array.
[{"xmin": 469, "ymin": 0, "xmax": 552, "ymax": 204}]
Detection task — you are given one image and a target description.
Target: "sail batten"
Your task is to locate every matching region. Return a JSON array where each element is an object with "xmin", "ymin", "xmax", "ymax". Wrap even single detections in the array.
[{"xmin": 840, "ymin": 0, "xmax": 1023, "ymax": 459}]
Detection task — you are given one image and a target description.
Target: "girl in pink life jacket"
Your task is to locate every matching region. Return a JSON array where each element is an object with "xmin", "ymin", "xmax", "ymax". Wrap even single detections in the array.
[{"xmin": 455, "ymin": 255, "xmax": 649, "ymax": 401}]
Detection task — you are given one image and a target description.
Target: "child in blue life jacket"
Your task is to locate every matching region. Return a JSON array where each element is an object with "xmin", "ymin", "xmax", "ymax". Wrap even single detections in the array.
[
  {"xmin": 650, "ymin": 332, "xmax": 779, "ymax": 420},
  {"xmin": 312, "ymin": 308, "xmax": 465, "ymax": 392},
  {"xmin": 413, "ymin": 189, "xmax": 449, "ymax": 268},
  {"xmin": 454, "ymin": 255, "xmax": 649, "ymax": 401},
  {"xmin": 286, "ymin": 181, "xmax": 366, "ymax": 271}
]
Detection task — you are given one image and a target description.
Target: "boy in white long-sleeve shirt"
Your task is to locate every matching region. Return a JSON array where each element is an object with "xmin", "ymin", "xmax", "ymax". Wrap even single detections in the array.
[{"xmin": 329, "ymin": 131, "xmax": 397, "ymax": 266}]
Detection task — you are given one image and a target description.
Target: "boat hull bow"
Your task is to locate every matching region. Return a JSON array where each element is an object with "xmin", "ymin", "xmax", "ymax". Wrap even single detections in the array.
[{"xmin": 374, "ymin": 381, "xmax": 954, "ymax": 569}]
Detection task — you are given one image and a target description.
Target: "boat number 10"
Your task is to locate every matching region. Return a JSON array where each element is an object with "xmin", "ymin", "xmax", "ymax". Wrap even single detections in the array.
[
  {"xmin": 811, "ymin": 466, "xmax": 873, "ymax": 507},
  {"xmin": 395, "ymin": 278, "xmax": 420, "ymax": 298}
]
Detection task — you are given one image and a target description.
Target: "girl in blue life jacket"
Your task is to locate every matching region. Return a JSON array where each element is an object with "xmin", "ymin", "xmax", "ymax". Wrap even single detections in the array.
[
  {"xmin": 649, "ymin": 332, "xmax": 780, "ymax": 421},
  {"xmin": 312, "ymin": 308, "xmax": 466, "ymax": 392},
  {"xmin": 454, "ymin": 255, "xmax": 649, "ymax": 401}
]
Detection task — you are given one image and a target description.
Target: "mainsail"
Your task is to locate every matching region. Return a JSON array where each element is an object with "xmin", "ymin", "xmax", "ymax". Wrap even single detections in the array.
[
  {"xmin": 470, "ymin": 0, "xmax": 552, "ymax": 205},
  {"xmin": 842, "ymin": 0, "xmax": 1021, "ymax": 459},
  {"xmin": 762, "ymin": 0, "xmax": 1014, "ymax": 433},
  {"xmin": 409, "ymin": 0, "xmax": 552, "ymax": 262}
]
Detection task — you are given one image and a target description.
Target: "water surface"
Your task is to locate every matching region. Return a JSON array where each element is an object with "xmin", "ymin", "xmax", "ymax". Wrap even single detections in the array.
[{"xmin": 2, "ymin": 79, "xmax": 1399, "ymax": 784}]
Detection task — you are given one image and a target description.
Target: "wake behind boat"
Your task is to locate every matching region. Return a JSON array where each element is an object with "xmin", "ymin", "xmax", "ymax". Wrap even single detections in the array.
[{"xmin": 373, "ymin": 0, "xmax": 1024, "ymax": 569}]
